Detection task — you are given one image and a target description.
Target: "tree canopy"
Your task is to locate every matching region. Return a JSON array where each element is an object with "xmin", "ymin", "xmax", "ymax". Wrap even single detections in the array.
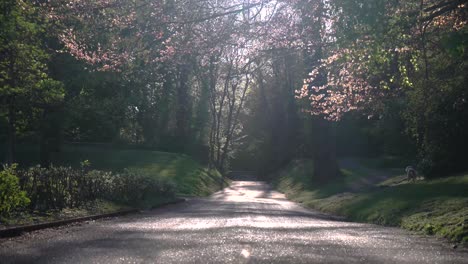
[{"xmin": 1, "ymin": 0, "xmax": 467, "ymax": 179}]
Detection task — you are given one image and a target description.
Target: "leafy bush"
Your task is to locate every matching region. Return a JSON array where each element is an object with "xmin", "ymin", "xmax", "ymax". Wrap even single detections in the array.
[
  {"xmin": 16, "ymin": 163, "xmax": 176, "ymax": 211},
  {"xmin": 19, "ymin": 165, "xmax": 85, "ymax": 210},
  {"xmin": 110, "ymin": 169, "xmax": 176, "ymax": 204},
  {"xmin": 0, "ymin": 164, "xmax": 30, "ymax": 216}
]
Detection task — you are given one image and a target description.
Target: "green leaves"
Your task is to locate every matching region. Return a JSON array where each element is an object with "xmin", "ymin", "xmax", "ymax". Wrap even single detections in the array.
[
  {"xmin": 0, "ymin": 164, "xmax": 30, "ymax": 216},
  {"xmin": 441, "ymin": 29, "xmax": 468, "ymax": 57},
  {"xmin": 34, "ymin": 79, "xmax": 65, "ymax": 105},
  {"xmin": 0, "ymin": 0, "xmax": 57, "ymax": 99},
  {"xmin": 0, "ymin": 0, "xmax": 65, "ymax": 163}
]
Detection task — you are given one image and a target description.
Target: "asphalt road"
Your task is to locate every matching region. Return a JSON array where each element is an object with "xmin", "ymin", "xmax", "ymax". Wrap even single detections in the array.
[{"xmin": 1, "ymin": 181, "xmax": 467, "ymax": 263}]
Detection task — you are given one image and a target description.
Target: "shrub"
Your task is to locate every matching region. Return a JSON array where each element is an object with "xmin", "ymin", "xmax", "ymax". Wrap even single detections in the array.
[
  {"xmin": 19, "ymin": 165, "xmax": 79, "ymax": 210},
  {"xmin": 0, "ymin": 164, "xmax": 30, "ymax": 216},
  {"xmin": 16, "ymin": 164, "xmax": 177, "ymax": 210},
  {"xmin": 110, "ymin": 169, "xmax": 176, "ymax": 205}
]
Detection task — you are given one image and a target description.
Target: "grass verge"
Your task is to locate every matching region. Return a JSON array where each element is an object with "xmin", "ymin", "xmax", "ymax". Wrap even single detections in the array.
[{"xmin": 272, "ymin": 159, "xmax": 468, "ymax": 245}]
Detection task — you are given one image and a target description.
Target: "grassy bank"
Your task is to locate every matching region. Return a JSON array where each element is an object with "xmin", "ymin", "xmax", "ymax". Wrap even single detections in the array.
[
  {"xmin": 7, "ymin": 144, "xmax": 227, "ymax": 197},
  {"xmin": 272, "ymin": 159, "xmax": 468, "ymax": 244},
  {"xmin": 1, "ymin": 144, "xmax": 227, "ymax": 228}
]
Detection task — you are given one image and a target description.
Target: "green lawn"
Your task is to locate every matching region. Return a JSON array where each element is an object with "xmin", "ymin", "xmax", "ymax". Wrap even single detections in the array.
[
  {"xmin": 55, "ymin": 145, "xmax": 226, "ymax": 197},
  {"xmin": 5, "ymin": 144, "xmax": 226, "ymax": 197},
  {"xmin": 272, "ymin": 159, "xmax": 468, "ymax": 244}
]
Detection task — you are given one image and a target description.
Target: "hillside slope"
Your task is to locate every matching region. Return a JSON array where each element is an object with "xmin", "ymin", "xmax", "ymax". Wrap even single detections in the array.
[{"xmin": 272, "ymin": 159, "xmax": 468, "ymax": 244}]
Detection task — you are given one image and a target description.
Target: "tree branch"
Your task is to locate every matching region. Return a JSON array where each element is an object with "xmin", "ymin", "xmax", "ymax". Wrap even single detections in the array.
[
  {"xmin": 164, "ymin": 2, "xmax": 269, "ymax": 25},
  {"xmin": 423, "ymin": 0, "xmax": 468, "ymax": 21}
]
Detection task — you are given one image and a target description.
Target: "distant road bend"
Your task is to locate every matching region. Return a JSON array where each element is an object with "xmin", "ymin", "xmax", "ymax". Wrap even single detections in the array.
[{"xmin": 1, "ymin": 178, "xmax": 467, "ymax": 263}]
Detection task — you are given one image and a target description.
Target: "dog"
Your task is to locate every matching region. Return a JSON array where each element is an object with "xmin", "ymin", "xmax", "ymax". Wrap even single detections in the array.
[{"xmin": 405, "ymin": 166, "xmax": 417, "ymax": 182}]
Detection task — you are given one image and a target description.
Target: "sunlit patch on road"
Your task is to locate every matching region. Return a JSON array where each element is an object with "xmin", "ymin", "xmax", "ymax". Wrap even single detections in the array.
[{"xmin": 241, "ymin": 248, "xmax": 251, "ymax": 258}]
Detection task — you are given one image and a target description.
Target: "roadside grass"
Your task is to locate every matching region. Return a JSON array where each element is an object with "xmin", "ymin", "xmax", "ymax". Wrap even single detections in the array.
[
  {"xmin": 0, "ymin": 144, "xmax": 227, "ymax": 228},
  {"xmin": 272, "ymin": 159, "xmax": 468, "ymax": 244}
]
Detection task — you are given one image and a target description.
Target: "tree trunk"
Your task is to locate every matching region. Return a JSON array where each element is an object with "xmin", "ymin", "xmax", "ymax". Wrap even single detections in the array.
[
  {"xmin": 39, "ymin": 108, "xmax": 51, "ymax": 168},
  {"xmin": 6, "ymin": 102, "xmax": 16, "ymax": 165},
  {"xmin": 214, "ymin": 62, "xmax": 232, "ymax": 170},
  {"xmin": 312, "ymin": 118, "xmax": 340, "ymax": 183},
  {"xmin": 219, "ymin": 72, "xmax": 250, "ymax": 172},
  {"xmin": 176, "ymin": 63, "xmax": 191, "ymax": 151},
  {"xmin": 208, "ymin": 59, "xmax": 219, "ymax": 169}
]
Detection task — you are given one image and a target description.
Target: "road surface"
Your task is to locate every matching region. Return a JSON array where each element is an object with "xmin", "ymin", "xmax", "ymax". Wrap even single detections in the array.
[{"xmin": 1, "ymin": 181, "xmax": 467, "ymax": 263}]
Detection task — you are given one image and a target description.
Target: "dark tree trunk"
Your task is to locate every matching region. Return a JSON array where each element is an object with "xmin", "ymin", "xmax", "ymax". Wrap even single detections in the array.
[
  {"xmin": 176, "ymin": 63, "xmax": 191, "ymax": 150},
  {"xmin": 298, "ymin": 0, "xmax": 341, "ymax": 183},
  {"xmin": 39, "ymin": 137, "xmax": 51, "ymax": 168},
  {"xmin": 6, "ymin": 102, "xmax": 16, "ymax": 165},
  {"xmin": 219, "ymin": 72, "xmax": 250, "ymax": 172},
  {"xmin": 208, "ymin": 59, "xmax": 218, "ymax": 169},
  {"xmin": 158, "ymin": 73, "xmax": 174, "ymax": 140},
  {"xmin": 38, "ymin": 105, "xmax": 63, "ymax": 168},
  {"xmin": 39, "ymin": 108, "xmax": 51, "ymax": 168},
  {"xmin": 214, "ymin": 62, "xmax": 232, "ymax": 170},
  {"xmin": 312, "ymin": 118, "xmax": 340, "ymax": 183},
  {"xmin": 6, "ymin": 47, "xmax": 17, "ymax": 165}
]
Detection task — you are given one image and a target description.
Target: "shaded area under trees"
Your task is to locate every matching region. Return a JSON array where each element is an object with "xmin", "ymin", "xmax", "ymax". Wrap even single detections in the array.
[{"xmin": 1, "ymin": 0, "xmax": 467, "ymax": 184}]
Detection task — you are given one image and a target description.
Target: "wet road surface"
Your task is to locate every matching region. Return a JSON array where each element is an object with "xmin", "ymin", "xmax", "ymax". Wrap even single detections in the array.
[{"xmin": 1, "ymin": 181, "xmax": 467, "ymax": 263}]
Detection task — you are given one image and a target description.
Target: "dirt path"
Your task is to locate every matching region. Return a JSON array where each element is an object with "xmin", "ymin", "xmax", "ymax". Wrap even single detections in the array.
[{"xmin": 338, "ymin": 158, "xmax": 401, "ymax": 192}]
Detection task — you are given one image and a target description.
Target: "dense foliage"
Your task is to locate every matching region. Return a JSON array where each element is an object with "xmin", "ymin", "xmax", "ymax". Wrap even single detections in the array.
[
  {"xmin": 295, "ymin": 0, "xmax": 467, "ymax": 177},
  {"xmin": 1, "ymin": 0, "xmax": 467, "ymax": 181},
  {"xmin": 0, "ymin": 0, "xmax": 65, "ymax": 166},
  {"xmin": 0, "ymin": 164, "xmax": 30, "ymax": 216}
]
